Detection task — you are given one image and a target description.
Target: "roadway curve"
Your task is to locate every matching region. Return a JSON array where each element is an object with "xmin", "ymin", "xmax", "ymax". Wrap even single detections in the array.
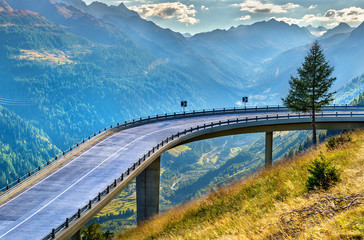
[{"xmin": 0, "ymin": 107, "xmax": 363, "ymax": 239}]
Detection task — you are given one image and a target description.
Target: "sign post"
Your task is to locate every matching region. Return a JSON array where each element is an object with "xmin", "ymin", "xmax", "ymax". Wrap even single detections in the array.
[
  {"xmin": 242, "ymin": 97, "xmax": 248, "ymax": 108},
  {"xmin": 181, "ymin": 101, "xmax": 187, "ymax": 112}
]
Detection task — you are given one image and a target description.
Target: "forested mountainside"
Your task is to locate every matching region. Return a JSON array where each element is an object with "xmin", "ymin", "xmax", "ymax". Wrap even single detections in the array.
[
  {"xmin": 0, "ymin": 0, "xmax": 364, "ymax": 235},
  {"xmin": 0, "ymin": 105, "xmax": 59, "ymax": 186}
]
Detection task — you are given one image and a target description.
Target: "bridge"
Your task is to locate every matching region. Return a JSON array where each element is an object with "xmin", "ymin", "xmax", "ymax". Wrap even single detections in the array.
[{"xmin": 0, "ymin": 106, "xmax": 363, "ymax": 240}]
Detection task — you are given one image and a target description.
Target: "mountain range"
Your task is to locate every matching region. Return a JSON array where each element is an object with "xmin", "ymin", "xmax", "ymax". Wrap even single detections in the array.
[{"xmin": 1, "ymin": 0, "xmax": 364, "ymax": 234}]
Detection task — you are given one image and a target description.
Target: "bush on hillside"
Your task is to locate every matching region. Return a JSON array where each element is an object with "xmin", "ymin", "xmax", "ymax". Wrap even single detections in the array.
[
  {"xmin": 326, "ymin": 134, "xmax": 352, "ymax": 150},
  {"xmin": 81, "ymin": 222, "xmax": 114, "ymax": 240},
  {"xmin": 306, "ymin": 153, "xmax": 340, "ymax": 191}
]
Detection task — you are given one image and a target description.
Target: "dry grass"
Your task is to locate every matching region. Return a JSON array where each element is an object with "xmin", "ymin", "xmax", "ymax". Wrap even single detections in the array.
[
  {"xmin": 13, "ymin": 49, "xmax": 74, "ymax": 65},
  {"xmin": 115, "ymin": 130, "xmax": 364, "ymax": 240}
]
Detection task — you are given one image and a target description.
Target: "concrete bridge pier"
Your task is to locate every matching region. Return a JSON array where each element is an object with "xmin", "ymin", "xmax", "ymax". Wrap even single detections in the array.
[
  {"xmin": 265, "ymin": 131, "xmax": 273, "ymax": 167},
  {"xmin": 136, "ymin": 156, "xmax": 161, "ymax": 224}
]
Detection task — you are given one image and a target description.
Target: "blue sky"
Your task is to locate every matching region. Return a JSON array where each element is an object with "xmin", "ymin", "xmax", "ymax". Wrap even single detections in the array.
[{"xmin": 83, "ymin": 0, "xmax": 364, "ymax": 34}]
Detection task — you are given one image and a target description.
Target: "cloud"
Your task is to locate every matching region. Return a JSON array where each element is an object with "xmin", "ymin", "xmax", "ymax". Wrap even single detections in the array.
[
  {"xmin": 309, "ymin": 5, "xmax": 317, "ymax": 10},
  {"xmin": 233, "ymin": 0, "xmax": 300, "ymax": 14},
  {"xmin": 274, "ymin": 7, "xmax": 364, "ymax": 26},
  {"xmin": 130, "ymin": 2, "xmax": 199, "ymax": 25},
  {"xmin": 238, "ymin": 15, "xmax": 251, "ymax": 21},
  {"xmin": 201, "ymin": 5, "xmax": 209, "ymax": 11}
]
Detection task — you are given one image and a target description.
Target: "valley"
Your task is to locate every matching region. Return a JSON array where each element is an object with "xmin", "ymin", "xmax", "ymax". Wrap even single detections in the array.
[{"xmin": 0, "ymin": 0, "xmax": 363, "ymax": 238}]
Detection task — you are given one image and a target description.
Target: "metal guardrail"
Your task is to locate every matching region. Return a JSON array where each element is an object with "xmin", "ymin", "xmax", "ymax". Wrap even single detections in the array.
[
  {"xmin": 40, "ymin": 110, "xmax": 364, "ymax": 239},
  {"xmin": 2, "ymin": 104, "xmax": 361, "ymax": 196},
  {"xmin": 3, "ymin": 104, "xmax": 362, "ymax": 197}
]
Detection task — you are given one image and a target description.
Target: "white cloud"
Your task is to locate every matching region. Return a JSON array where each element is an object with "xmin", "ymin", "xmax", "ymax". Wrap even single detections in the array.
[
  {"xmin": 233, "ymin": 0, "xmax": 300, "ymax": 14},
  {"xmin": 238, "ymin": 15, "xmax": 251, "ymax": 21},
  {"xmin": 274, "ymin": 7, "xmax": 364, "ymax": 26},
  {"xmin": 201, "ymin": 5, "xmax": 209, "ymax": 11},
  {"xmin": 309, "ymin": 5, "xmax": 317, "ymax": 10},
  {"xmin": 235, "ymin": 101, "xmax": 243, "ymax": 106},
  {"xmin": 130, "ymin": 2, "xmax": 199, "ymax": 25},
  {"xmin": 337, "ymin": 7, "xmax": 364, "ymax": 23}
]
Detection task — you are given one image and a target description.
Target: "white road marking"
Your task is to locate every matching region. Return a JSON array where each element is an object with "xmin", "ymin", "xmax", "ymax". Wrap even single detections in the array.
[
  {"xmin": 0, "ymin": 125, "xmax": 180, "ymax": 238},
  {"xmin": 2, "ymin": 110, "xmax": 354, "ymax": 237}
]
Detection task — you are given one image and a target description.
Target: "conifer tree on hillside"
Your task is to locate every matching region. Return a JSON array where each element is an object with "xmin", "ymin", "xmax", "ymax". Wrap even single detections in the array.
[{"xmin": 282, "ymin": 41, "xmax": 336, "ymax": 146}]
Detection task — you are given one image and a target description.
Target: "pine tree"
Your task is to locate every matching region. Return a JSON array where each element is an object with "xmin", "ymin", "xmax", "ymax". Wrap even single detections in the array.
[{"xmin": 282, "ymin": 41, "xmax": 336, "ymax": 146}]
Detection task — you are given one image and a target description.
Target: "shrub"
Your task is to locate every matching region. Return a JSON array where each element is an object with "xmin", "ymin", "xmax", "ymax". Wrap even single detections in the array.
[
  {"xmin": 306, "ymin": 153, "xmax": 340, "ymax": 191},
  {"xmin": 326, "ymin": 134, "xmax": 352, "ymax": 150}
]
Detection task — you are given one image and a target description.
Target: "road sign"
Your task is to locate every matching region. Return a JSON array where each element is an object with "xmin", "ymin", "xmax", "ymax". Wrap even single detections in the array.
[
  {"xmin": 181, "ymin": 101, "xmax": 187, "ymax": 112},
  {"xmin": 242, "ymin": 97, "xmax": 248, "ymax": 108}
]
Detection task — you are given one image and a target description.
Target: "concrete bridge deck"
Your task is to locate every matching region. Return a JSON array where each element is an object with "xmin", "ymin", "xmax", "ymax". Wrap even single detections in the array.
[{"xmin": 0, "ymin": 106, "xmax": 363, "ymax": 239}]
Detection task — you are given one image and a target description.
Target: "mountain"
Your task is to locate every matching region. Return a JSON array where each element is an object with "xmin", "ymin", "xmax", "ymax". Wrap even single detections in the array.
[
  {"xmin": 187, "ymin": 19, "xmax": 314, "ymax": 90},
  {"xmin": 305, "ymin": 24, "xmax": 327, "ymax": 36},
  {"xmin": 8, "ymin": 0, "xmax": 131, "ymax": 45},
  {"xmin": 256, "ymin": 21, "xmax": 364, "ymax": 98},
  {"xmin": 0, "ymin": 0, "xmax": 12, "ymax": 11},
  {"xmin": 0, "ymin": 0, "xmax": 213, "ymax": 150},
  {"xmin": 0, "ymin": 105, "xmax": 59, "ymax": 187},
  {"xmin": 321, "ymin": 22, "xmax": 353, "ymax": 39}
]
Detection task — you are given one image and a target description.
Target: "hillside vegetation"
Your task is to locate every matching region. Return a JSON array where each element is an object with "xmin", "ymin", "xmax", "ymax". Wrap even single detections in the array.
[{"xmin": 116, "ymin": 130, "xmax": 364, "ymax": 240}]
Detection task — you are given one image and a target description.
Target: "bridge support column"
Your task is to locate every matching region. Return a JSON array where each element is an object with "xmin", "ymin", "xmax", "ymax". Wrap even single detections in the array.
[
  {"xmin": 136, "ymin": 156, "xmax": 160, "ymax": 225},
  {"xmin": 69, "ymin": 230, "xmax": 81, "ymax": 240},
  {"xmin": 265, "ymin": 131, "xmax": 273, "ymax": 167}
]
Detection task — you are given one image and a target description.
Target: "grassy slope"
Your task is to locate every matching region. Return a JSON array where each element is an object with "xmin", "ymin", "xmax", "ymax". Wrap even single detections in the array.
[{"xmin": 116, "ymin": 130, "xmax": 364, "ymax": 240}]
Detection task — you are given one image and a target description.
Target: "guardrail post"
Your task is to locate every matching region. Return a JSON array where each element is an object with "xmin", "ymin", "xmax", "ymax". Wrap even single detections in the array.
[
  {"xmin": 88, "ymin": 200, "xmax": 92, "ymax": 209},
  {"xmin": 265, "ymin": 131, "xmax": 273, "ymax": 167},
  {"xmin": 65, "ymin": 218, "xmax": 69, "ymax": 228},
  {"xmin": 52, "ymin": 228, "xmax": 55, "ymax": 238},
  {"xmin": 136, "ymin": 156, "xmax": 160, "ymax": 225},
  {"xmin": 77, "ymin": 209, "xmax": 81, "ymax": 218}
]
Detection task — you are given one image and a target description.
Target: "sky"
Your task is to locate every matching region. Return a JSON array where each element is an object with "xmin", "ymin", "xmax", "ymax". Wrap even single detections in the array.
[{"xmin": 83, "ymin": 0, "xmax": 364, "ymax": 34}]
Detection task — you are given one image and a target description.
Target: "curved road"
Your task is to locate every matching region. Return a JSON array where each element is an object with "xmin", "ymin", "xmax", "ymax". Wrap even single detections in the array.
[{"xmin": 0, "ymin": 107, "xmax": 363, "ymax": 239}]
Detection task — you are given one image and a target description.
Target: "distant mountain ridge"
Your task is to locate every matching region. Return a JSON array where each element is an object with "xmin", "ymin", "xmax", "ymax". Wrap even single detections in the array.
[
  {"xmin": 321, "ymin": 22, "xmax": 353, "ymax": 39},
  {"xmin": 0, "ymin": 0, "xmax": 12, "ymax": 11},
  {"xmin": 8, "ymin": 0, "xmax": 132, "ymax": 45}
]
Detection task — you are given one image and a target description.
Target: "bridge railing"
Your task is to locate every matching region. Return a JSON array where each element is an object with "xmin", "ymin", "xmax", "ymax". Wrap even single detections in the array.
[
  {"xmin": 1, "ymin": 104, "xmax": 363, "ymax": 197},
  {"xmin": 1, "ymin": 104, "xmax": 363, "ymax": 196},
  {"xmin": 41, "ymin": 111, "xmax": 364, "ymax": 239}
]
